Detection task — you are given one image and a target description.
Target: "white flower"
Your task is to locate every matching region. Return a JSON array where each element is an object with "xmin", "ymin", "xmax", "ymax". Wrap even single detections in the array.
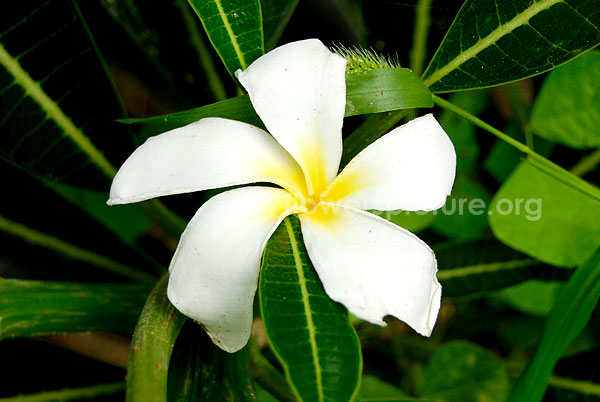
[{"xmin": 108, "ymin": 39, "xmax": 456, "ymax": 353}]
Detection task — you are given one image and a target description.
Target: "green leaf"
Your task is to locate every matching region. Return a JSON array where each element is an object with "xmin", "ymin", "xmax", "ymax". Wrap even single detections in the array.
[
  {"xmin": 0, "ymin": 0, "xmax": 131, "ymax": 189},
  {"xmin": 501, "ymin": 280, "xmax": 562, "ymax": 316},
  {"xmin": 259, "ymin": 216, "xmax": 362, "ymax": 402},
  {"xmin": 127, "ymin": 275, "xmax": 187, "ymax": 402},
  {"xmin": 261, "ymin": 0, "xmax": 299, "ymax": 50},
  {"xmin": 119, "ymin": 96, "xmax": 262, "ymax": 132},
  {"xmin": 423, "ymin": 0, "xmax": 600, "ymax": 93},
  {"xmin": 489, "ymin": 160, "xmax": 600, "ymax": 267},
  {"xmin": 0, "ymin": 278, "xmax": 151, "ymax": 340},
  {"xmin": 530, "ymin": 50, "xmax": 600, "ymax": 149},
  {"xmin": 168, "ymin": 323, "xmax": 257, "ymax": 402},
  {"xmin": 344, "ymin": 69, "xmax": 433, "ymax": 116},
  {"xmin": 434, "ymin": 238, "xmax": 570, "ymax": 297},
  {"xmin": 422, "ymin": 340, "xmax": 510, "ymax": 402},
  {"xmin": 508, "ymin": 247, "xmax": 600, "ymax": 402},
  {"xmin": 357, "ymin": 375, "xmax": 408, "ymax": 400},
  {"xmin": 187, "ymin": 0, "xmax": 264, "ymax": 77},
  {"xmin": 119, "ymin": 68, "xmax": 432, "ymax": 131}
]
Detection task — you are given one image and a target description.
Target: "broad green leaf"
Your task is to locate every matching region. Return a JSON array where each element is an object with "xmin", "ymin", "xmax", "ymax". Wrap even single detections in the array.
[
  {"xmin": 0, "ymin": 279, "xmax": 151, "ymax": 340},
  {"xmin": 0, "ymin": 0, "xmax": 132, "ymax": 189},
  {"xmin": 127, "ymin": 275, "xmax": 186, "ymax": 402},
  {"xmin": 187, "ymin": 0, "xmax": 264, "ymax": 77},
  {"xmin": 119, "ymin": 68, "xmax": 432, "ymax": 136},
  {"xmin": 489, "ymin": 160, "xmax": 600, "ymax": 267},
  {"xmin": 530, "ymin": 50, "xmax": 600, "ymax": 148},
  {"xmin": 262, "ymin": 0, "xmax": 299, "ymax": 50},
  {"xmin": 168, "ymin": 323, "xmax": 257, "ymax": 402},
  {"xmin": 119, "ymin": 96, "xmax": 261, "ymax": 132},
  {"xmin": 434, "ymin": 238, "xmax": 570, "ymax": 297},
  {"xmin": 501, "ymin": 280, "xmax": 562, "ymax": 316},
  {"xmin": 344, "ymin": 69, "xmax": 433, "ymax": 116},
  {"xmin": 357, "ymin": 375, "xmax": 408, "ymax": 400},
  {"xmin": 260, "ymin": 216, "xmax": 362, "ymax": 402},
  {"xmin": 422, "ymin": 340, "xmax": 510, "ymax": 402},
  {"xmin": 423, "ymin": 0, "xmax": 600, "ymax": 92},
  {"xmin": 508, "ymin": 247, "xmax": 600, "ymax": 402}
]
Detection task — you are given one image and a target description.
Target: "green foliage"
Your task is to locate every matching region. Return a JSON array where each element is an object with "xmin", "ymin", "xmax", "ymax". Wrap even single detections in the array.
[
  {"xmin": 168, "ymin": 324, "xmax": 258, "ymax": 401},
  {"xmin": 260, "ymin": 216, "xmax": 362, "ymax": 402},
  {"xmin": 187, "ymin": 0, "xmax": 263, "ymax": 77},
  {"xmin": 423, "ymin": 0, "xmax": 600, "ymax": 92},
  {"xmin": 422, "ymin": 341, "xmax": 510, "ymax": 402},
  {"xmin": 126, "ymin": 276, "xmax": 186, "ymax": 402},
  {"xmin": 120, "ymin": 68, "xmax": 433, "ymax": 130},
  {"xmin": 1, "ymin": 0, "xmax": 600, "ymax": 401},
  {"xmin": 0, "ymin": 279, "xmax": 151, "ymax": 340},
  {"xmin": 530, "ymin": 50, "xmax": 600, "ymax": 148},
  {"xmin": 508, "ymin": 247, "xmax": 600, "ymax": 402},
  {"xmin": 489, "ymin": 160, "xmax": 600, "ymax": 267},
  {"xmin": 0, "ymin": 0, "xmax": 127, "ymax": 189}
]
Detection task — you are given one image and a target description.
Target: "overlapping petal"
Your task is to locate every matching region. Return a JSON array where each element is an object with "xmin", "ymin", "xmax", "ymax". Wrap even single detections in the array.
[
  {"xmin": 167, "ymin": 187, "xmax": 300, "ymax": 352},
  {"xmin": 108, "ymin": 117, "xmax": 306, "ymax": 205},
  {"xmin": 237, "ymin": 39, "xmax": 347, "ymax": 196},
  {"xmin": 299, "ymin": 203, "xmax": 442, "ymax": 336},
  {"xmin": 322, "ymin": 114, "xmax": 456, "ymax": 211}
]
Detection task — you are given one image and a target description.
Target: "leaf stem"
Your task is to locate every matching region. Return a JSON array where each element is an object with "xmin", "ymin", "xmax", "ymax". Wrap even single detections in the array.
[
  {"xmin": 0, "ymin": 214, "xmax": 155, "ymax": 281},
  {"xmin": 410, "ymin": 0, "xmax": 433, "ymax": 77},
  {"xmin": 570, "ymin": 148, "xmax": 600, "ymax": 178},
  {"xmin": 174, "ymin": 0, "xmax": 227, "ymax": 101},
  {"xmin": 549, "ymin": 376, "xmax": 600, "ymax": 396},
  {"xmin": 432, "ymin": 95, "xmax": 600, "ymax": 202},
  {"xmin": 0, "ymin": 382, "xmax": 125, "ymax": 402}
]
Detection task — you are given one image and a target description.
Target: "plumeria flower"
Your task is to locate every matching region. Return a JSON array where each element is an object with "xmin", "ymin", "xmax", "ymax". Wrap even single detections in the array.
[{"xmin": 108, "ymin": 39, "xmax": 456, "ymax": 353}]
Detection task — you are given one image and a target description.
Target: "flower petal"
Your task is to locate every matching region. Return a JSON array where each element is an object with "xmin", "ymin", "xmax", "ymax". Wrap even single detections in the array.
[
  {"xmin": 323, "ymin": 114, "xmax": 456, "ymax": 211},
  {"xmin": 167, "ymin": 187, "xmax": 299, "ymax": 352},
  {"xmin": 108, "ymin": 118, "xmax": 306, "ymax": 205},
  {"xmin": 299, "ymin": 203, "xmax": 441, "ymax": 336},
  {"xmin": 236, "ymin": 39, "xmax": 347, "ymax": 196}
]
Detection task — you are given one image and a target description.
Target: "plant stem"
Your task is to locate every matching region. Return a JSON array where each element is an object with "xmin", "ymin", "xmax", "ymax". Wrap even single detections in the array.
[
  {"xmin": 410, "ymin": 0, "xmax": 433, "ymax": 77},
  {"xmin": 549, "ymin": 376, "xmax": 600, "ymax": 396},
  {"xmin": 0, "ymin": 382, "xmax": 125, "ymax": 402},
  {"xmin": 433, "ymin": 95, "xmax": 600, "ymax": 202},
  {"xmin": 0, "ymin": 215, "xmax": 155, "ymax": 281},
  {"xmin": 570, "ymin": 148, "xmax": 600, "ymax": 177},
  {"xmin": 174, "ymin": 0, "xmax": 228, "ymax": 101}
]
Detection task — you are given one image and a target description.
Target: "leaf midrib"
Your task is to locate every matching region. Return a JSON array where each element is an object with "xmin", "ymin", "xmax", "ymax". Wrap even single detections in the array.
[
  {"xmin": 424, "ymin": 0, "xmax": 563, "ymax": 87},
  {"xmin": 213, "ymin": 0, "xmax": 247, "ymax": 69},
  {"xmin": 284, "ymin": 217, "xmax": 324, "ymax": 402},
  {"xmin": 0, "ymin": 42, "xmax": 117, "ymax": 178}
]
